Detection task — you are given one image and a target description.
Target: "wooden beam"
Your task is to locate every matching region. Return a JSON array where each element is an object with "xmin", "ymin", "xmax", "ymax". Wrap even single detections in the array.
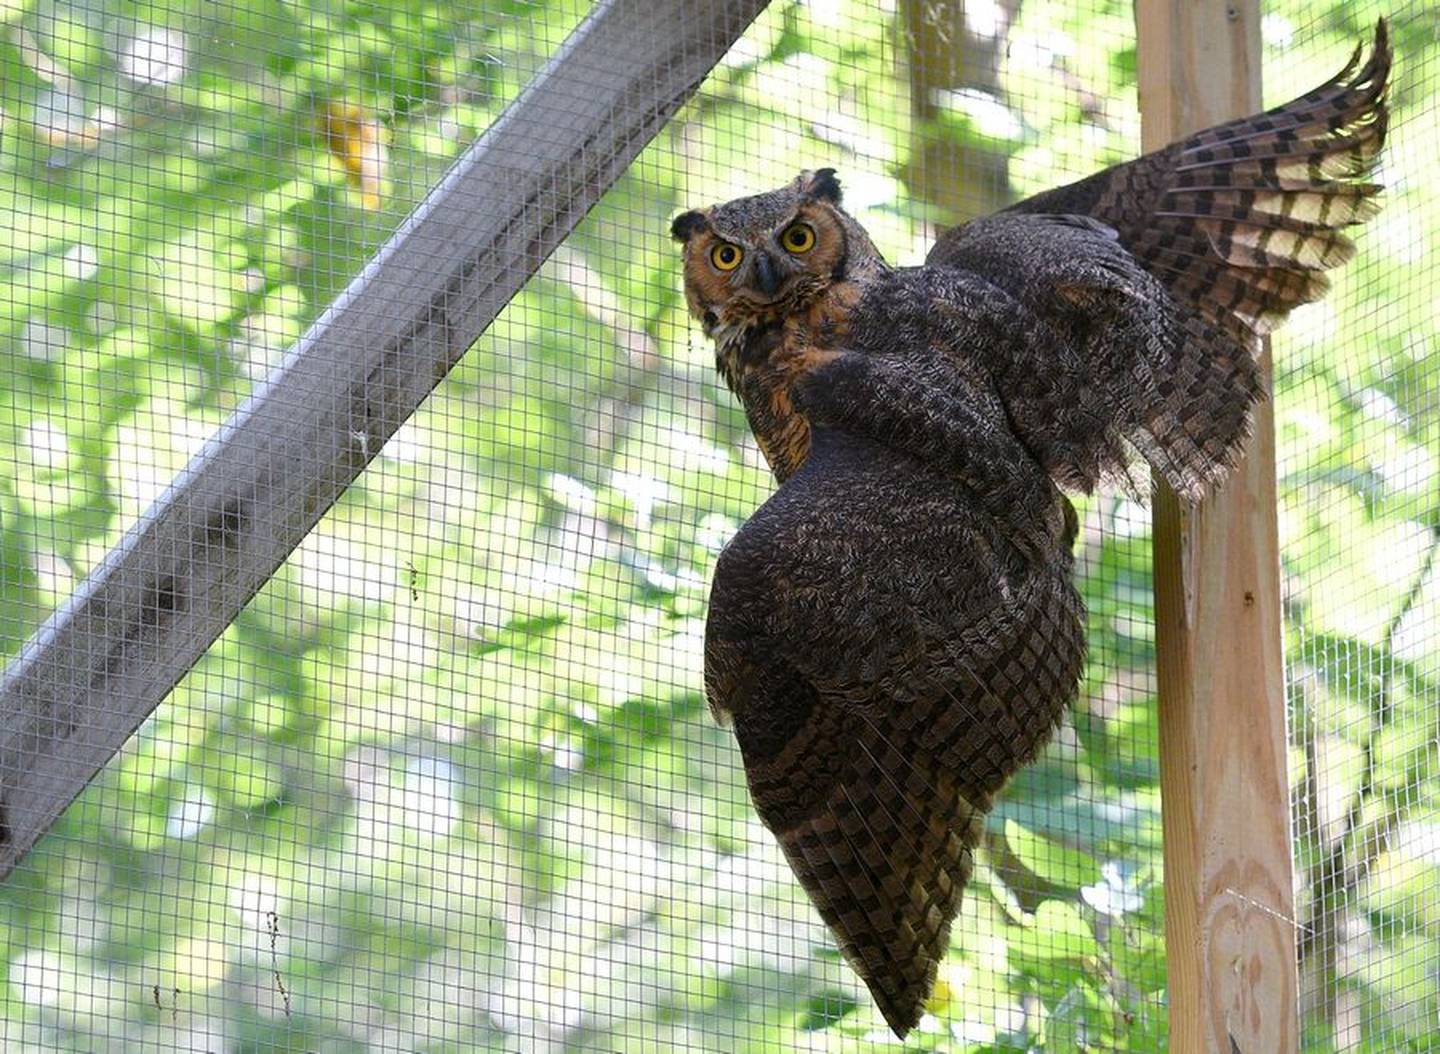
[
  {"xmin": 0, "ymin": 0, "xmax": 771, "ymax": 882},
  {"xmin": 1136, "ymin": 1, "xmax": 1300, "ymax": 1051}
]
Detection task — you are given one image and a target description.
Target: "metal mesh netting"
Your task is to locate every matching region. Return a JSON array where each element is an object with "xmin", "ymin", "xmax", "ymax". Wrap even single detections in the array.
[
  {"xmin": 1272, "ymin": 2, "xmax": 1440, "ymax": 1047},
  {"xmin": 0, "ymin": 2, "xmax": 1432, "ymax": 1052}
]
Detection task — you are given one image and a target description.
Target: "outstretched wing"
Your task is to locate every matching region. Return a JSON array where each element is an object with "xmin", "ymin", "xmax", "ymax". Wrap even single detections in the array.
[
  {"xmin": 926, "ymin": 20, "xmax": 1390, "ymax": 497},
  {"xmin": 1001, "ymin": 19, "xmax": 1389, "ymax": 338},
  {"xmin": 704, "ymin": 430, "xmax": 1086, "ymax": 1036}
]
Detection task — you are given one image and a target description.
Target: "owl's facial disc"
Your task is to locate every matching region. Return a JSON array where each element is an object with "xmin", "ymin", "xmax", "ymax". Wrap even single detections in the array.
[
  {"xmin": 673, "ymin": 177, "xmax": 874, "ymax": 341},
  {"xmin": 713, "ymin": 216, "xmax": 826, "ymax": 309}
]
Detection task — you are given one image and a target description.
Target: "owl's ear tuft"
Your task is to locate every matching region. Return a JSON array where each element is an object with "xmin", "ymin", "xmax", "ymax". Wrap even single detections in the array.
[
  {"xmin": 671, "ymin": 210, "xmax": 709, "ymax": 243},
  {"xmin": 802, "ymin": 168, "xmax": 842, "ymax": 203}
]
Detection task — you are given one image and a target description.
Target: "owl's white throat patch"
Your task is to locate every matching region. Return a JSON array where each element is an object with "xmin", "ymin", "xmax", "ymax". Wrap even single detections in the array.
[{"xmin": 710, "ymin": 320, "xmax": 750, "ymax": 380}]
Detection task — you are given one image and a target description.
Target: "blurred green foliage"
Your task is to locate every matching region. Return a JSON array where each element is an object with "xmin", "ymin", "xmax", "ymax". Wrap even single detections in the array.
[{"xmin": 0, "ymin": 0, "xmax": 1435, "ymax": 1050}]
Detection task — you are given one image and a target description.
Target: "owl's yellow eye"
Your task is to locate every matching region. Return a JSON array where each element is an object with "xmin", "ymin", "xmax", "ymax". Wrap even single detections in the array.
[
  {"xmin": 781, "ymin": 222, "xmax": 816, "ymax": 254},
  {"xmin": 711, "ymin": 242, "xmax": 743, "ymax": 271}
]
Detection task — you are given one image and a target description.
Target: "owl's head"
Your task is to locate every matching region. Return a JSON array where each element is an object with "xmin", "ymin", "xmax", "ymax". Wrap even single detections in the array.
[{"xmin": 671, "ymin": 169, "xmax": 882, "ymax": 339}]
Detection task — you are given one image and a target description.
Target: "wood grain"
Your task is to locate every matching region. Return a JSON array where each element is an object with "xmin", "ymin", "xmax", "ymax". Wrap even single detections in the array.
[{"xmin": 1136, "ymin": 1, "xmax": 1300, "ymax": 1050}]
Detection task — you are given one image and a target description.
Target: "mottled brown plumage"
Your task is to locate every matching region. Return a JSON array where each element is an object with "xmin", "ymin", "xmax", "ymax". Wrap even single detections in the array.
[{"xmin": 674, "ymin": 22, "xmax": 1388, "ymax": 1038}]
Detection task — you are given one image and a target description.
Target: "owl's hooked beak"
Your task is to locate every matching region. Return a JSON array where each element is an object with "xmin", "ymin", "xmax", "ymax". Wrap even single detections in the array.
[{"xmin": 753, "ymin": 251, "xmax": 781, "ymax": 297}]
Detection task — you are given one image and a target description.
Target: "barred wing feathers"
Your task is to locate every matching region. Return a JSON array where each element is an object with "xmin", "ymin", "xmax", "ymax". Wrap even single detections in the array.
[
  {"xmin": 704, "ymin": 433, "xmax": 1086, "ymax": 1037},
  {"xmin": 1006, "ymin": 17, "xmax": 1389, "ymax": 339},
  {"xmin": 927, "ymin": 19, "xmax": 1389, "ymax": 498}
]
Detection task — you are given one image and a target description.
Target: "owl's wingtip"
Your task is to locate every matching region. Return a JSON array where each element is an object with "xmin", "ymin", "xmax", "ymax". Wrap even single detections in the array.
[{"xmin": 1369, "ymin": 16, "xmax": 1393, "ymax": 94}]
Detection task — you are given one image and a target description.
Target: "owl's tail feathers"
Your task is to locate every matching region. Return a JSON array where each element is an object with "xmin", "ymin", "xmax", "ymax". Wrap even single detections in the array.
[
  {"xmin": 769, "ymin": 573, "xmax": 1085, "ymax": 1038},
  {"xmin": 1135, "ymin": 17, "xmax": 1390, "ymax": 340},
  {"xmin": 775, "ymin": 718, "xmax": 989, "ymax": 1039}
]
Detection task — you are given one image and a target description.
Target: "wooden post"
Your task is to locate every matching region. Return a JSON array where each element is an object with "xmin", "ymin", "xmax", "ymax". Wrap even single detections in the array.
[{"xmin": 1137, "ymin": 2, "xmax": 1299, "ymax": 1051}]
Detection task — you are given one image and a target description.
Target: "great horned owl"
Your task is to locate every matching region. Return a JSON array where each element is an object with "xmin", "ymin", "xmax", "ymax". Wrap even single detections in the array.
[{"xmin": 673, "ymin": 25, "xmax": 1389, "ymax": 1037}]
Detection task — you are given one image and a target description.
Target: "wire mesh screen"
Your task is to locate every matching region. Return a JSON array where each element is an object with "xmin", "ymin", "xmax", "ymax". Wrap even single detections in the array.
[
  {"xmin": 0, "ymin": 1, "xmax": 1430, "ymax": 1052},
  {"xmin": 1270, "ymin": 3, "xmax": 1440, "ymax": 1048}
]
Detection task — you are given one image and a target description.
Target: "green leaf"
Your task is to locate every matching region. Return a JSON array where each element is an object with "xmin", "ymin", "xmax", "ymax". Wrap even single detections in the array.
[
  {"xmin": 1008, "ymin": 898, "xmax": 1099, "ymax": 968},
  {"xmin": 147, "ymin": 232, "xmax": 242, "ymax": 331},
  {"xmin": 1005, "ymin": 817, "xmax": 1101, "ymax": 890}
]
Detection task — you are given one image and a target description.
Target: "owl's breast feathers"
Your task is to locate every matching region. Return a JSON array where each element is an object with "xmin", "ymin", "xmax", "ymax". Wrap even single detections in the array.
[{"xmin": 716, "ymin": 278, "xmax": 864, "ymax": 481}]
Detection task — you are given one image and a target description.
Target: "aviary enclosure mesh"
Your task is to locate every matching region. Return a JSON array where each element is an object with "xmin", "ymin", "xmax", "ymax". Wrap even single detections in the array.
[{"xmin": 0, "ymin": 0, "xmax": 1433, "ymax": 1050}]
